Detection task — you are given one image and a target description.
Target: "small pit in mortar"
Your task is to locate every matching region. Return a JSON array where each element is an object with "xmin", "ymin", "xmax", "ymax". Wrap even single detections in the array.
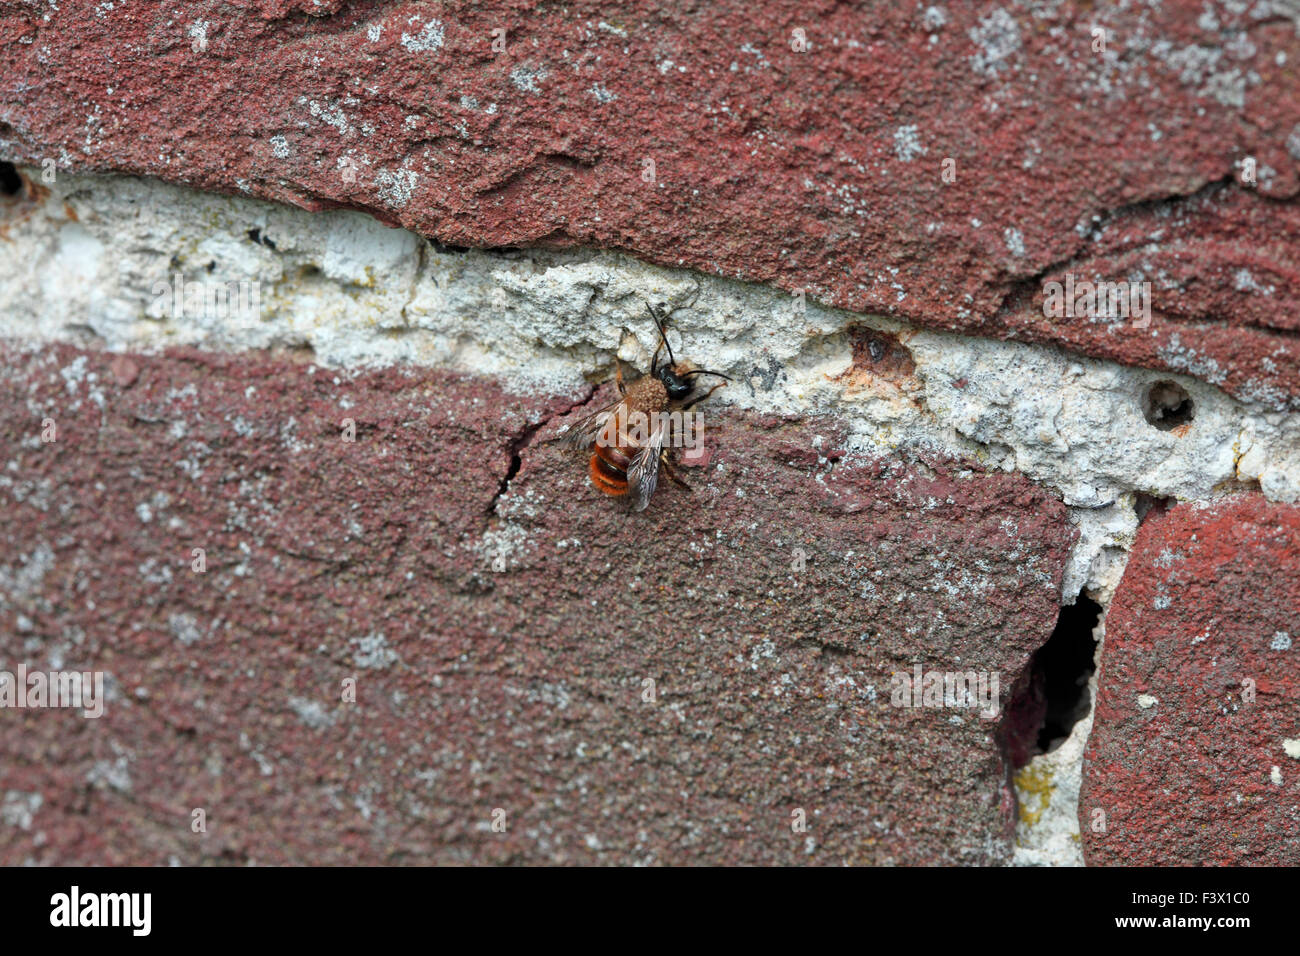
[
  {"xmin": 1142, "ymin": 380, "xmax": 1194, "ymax": 431},
  {"xmin": 0, "ymin": 161, "xmax": 22, "ymax": 197}
]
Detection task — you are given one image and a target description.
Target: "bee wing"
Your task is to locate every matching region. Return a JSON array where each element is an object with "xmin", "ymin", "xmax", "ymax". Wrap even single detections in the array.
[
  {"xmin": 627, "ymin": 422, "xmax": 667, "ymax": 512},
  {"xmin": 553, "ymin": 399, "xmax": 622, "ymax": 450}
]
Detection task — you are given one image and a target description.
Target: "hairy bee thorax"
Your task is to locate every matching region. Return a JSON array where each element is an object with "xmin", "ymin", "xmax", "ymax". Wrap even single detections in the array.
[{"xmin": 623, "ymin": 374, "xmax": 669, "ymax": 415}]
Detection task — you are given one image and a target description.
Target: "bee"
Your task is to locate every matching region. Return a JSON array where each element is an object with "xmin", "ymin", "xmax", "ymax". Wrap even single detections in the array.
[{"xmin": 555, "ymin": 303, "xmax": 731, "ymax": 511}]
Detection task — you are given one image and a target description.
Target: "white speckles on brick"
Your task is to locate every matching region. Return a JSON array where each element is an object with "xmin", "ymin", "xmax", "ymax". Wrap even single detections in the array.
[
  {"xmin": 1003, "ymin": 227, "xmax": 1024, "ymax": 257},
  {"xmin": 1152, "ymin": 547, "xmax": 1185, "ymax": 570},
  {"xmin": 969, "ymin": 8, "xmax": 1020, "ymax": 76},
  {"xmin": 893, "ymin": 125, "xmax": 926, "ymax": 162},
  {"xmin": 1283, "ymin": 738, "xmax": 1300, "ymax": 760},
  {"xmin": 1159, "ymin": 42, "xmax": 1221, "ymax": 85},
  {"xmin": 169, "ymin": 612, "xmax": 203, "ymax": 646},
  {"xmin": 0, "ymin": 543, "xmax": 55, "ymax": 600},
  {"xmin": 400, "ymin": 19, "xmax": 444, "ymax": 53},
  {"xmin": 1, "ymin": 791, "xmax": 42, "ymax": 829},
  {"xmin": 1234, "ymin": 268, "xmax": 1273, "ymax": 294},
  {"xmin": 352, "ymin": 632, "xmax": 398, "ymax": 669},
  {"xmin": 1158, "ymin": 333, "xmax": 1230, "ymax": 388},
  {"xmin": 60, "ymin": 356, "xmax": 90, "ymax": 392},
  {"xmin": 289, "ymin": 696, "xmax": 335, "ymax": 728},
  {"xmin": 269, "ymin": 135, "xmax": 290, "ymax": 159},
  {"xmin": 589, "ymin": 84, "xmax": 617, "ymax": 104},
  {"xmin": 87, "ymin": 752, "xmax": 132, "ymax": 792},
  {"xmin": 504, "ymin": 681, "xmax": 572, "ymax": 711},
  {"xmin": 375, "ymin": 167, "xmax": 417, "ymax": 208},
  {"xmin": 479, "ymin": 521, "xmax": 532, "ymax": 568},
  {"xmin": 305, "ymin": 99, "xmax": 352, "ymax": 137},
  {"xmin": 510, "ymin": 63, "xmax": 548, "ymax": 93},
  {"xmin": 1200, "ymin": 67, "xmax": 1249, "ymax": 108},
  {"xmin": 1271, "ymin": 632, "xmax": 1292, "ymax": 651},
  {"xmin": 1154, "ymin": 41, "xmax": 1260, "ymax": 108},
  {"xmin": 1137, "ymin": 694, "xmax": 1158, "ymax": 709},
  {"xmin": 738, "ymin": 42, "xmax": 770, "ymax": 70},
  {"xmin": 366, "ymin": 22, "xmax": 383, "ymax": 43},
  {"xmin": 1225, "ymin": 32, "xmax": 1256, "ymax": 62}
]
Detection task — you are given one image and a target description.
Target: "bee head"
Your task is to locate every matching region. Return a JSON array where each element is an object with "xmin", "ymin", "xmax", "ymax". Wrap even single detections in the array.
[
  {"xmin": 645, "ymin": 301, "xmax": 732, "ymax": 402},
  {"xmin": 658, "ymin": 363, "xmax": 695, "ymax": 401}
]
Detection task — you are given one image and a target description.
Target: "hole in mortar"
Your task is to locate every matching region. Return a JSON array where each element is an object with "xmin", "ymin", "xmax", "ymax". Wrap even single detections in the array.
[
  {"xmin": 0, "ymin": 161, "xmax": 24, "ymax": 196},
  {"xmin": 1034, "ymin": 593, "xmax": 1103, "ymax": 754},
  {"xmin": 1142, "ymin": 380, "xmax": 1194, "ymax": 430},
  {"xmin": 999, "ymin": 592, "xmax": 1105, "ymax": 768},
  {"xmin": 1134, "ymin": 492, "xmax": 1175, "ymax": 524}
]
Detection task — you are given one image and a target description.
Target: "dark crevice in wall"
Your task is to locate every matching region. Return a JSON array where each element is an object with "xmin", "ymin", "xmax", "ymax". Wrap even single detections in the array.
[
  {"xmin": 485, "ymin": 424, "xmax": 540, "ymax": 518},
  {"xmin": 1034, "ymin": 594, "xmax": 1103, "ymax": 754},
  {"xmin": 0, "ymin": 161, "xmax": 22, "ymax": 196},
  {"xmin": 999, "ymin": 591, "xmax": 1104, "ymax": 768},
  {"xmin": 484, "ymin": 385, "xmax": 597, "ymax": 518}
]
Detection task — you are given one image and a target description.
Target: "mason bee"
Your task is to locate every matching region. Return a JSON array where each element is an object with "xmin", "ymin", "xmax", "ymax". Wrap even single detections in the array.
[{"xmin": 555, "ymin": 303, "xmax": 730, "ymax": 511}]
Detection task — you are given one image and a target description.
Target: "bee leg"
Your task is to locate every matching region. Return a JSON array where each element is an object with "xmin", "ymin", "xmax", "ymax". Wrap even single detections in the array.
[
  {"xmin": 660, "ymin": 451, "xmax": 692, "ymax": 491},
  {"xmin": 615, "ymin": 359, "xmax": 628, "ymax": 397},
  {"xmin": 680, "ymin": 381, "xmax": 728, "ymax": 411}
]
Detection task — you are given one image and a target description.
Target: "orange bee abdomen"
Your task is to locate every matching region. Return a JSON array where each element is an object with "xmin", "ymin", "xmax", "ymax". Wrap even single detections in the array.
[
  {"xmin": 589, "ymin": 442, "xmax": 632, "ymax": 496},
  {"xmin": 589, "ymin": 453, "xmax": 627, "ymax": 496}
]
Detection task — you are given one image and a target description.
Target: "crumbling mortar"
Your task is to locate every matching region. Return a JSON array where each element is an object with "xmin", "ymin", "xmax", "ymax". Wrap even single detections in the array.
[{"xmin": 5, "ymin": 168, "xmax": 1300, "ymax": 607}]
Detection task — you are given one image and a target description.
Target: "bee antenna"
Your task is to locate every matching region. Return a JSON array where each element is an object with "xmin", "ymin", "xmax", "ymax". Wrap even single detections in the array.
[
  {"xmin": 682, "ymin": 369, "xmax": 732, "ymax": 381},
  {"xmin": 646, "ymin": 301, "xmax": 676, "ymax": 370}
]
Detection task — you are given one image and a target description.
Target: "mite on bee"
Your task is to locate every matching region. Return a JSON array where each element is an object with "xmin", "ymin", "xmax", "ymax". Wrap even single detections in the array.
[{"xmin": 554, "ymin": 302, "xmax": 731, "ymax": 512}]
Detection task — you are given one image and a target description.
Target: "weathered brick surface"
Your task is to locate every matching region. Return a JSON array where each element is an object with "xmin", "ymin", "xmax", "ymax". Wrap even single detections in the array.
[
  {"xmin": 0, "ymin": 344, "xmax": 1073, "ymax": 864},
  {"xmin": 1081, "ymin": 496, "xmax": 1300, "ymax": 866}
]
